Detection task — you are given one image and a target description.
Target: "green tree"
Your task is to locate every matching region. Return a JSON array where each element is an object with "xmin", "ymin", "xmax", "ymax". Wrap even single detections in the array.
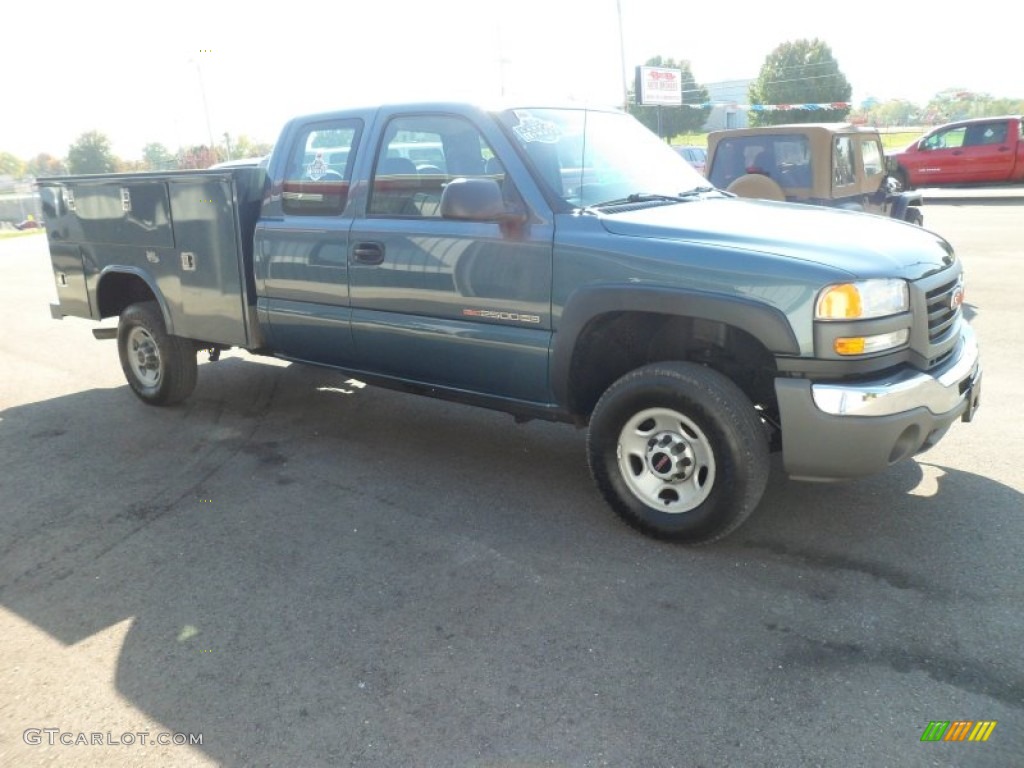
[
  {"xmin": 177, "ymin": 145, "xmax": 222, "ymax": 170},
  {"xmin": 876, "ymin": 99, "xmax": 920, "ymax": 126},
  {"xmin": 748, "ymin": 39, "xmax": 852, "ymax": 126},
  {"xmin": 925, "ymin": 90, "xmax": 976, "ymax": 122},
  {"xmin": 628, "ymin": 56, "xmax": 711, "ymax": 138},
  {"xmin": 924, "ymin": 90, "xmax": 1024, "ymax": 123},
  {"xmin": 26, "ymin": 153, "xmax": 66, "ymax": 177},
  {"xmin": 859, "ymin": 99, "xmax": 920, "ymax": 127},
  {"xmin": 142, "ymin": 142, "xmax": 175, "ymax": 171},
  {"xmin": 231, "ymin": 134, "xmax": 273, "ymax": 160},
  {"xmin": 114, "ymin": 158, "xmax": 145, "ymax": 173},
  {"xmin": 987, "ymin": 97, "xmax": 1024, "ymax": 115},
  {"xmin": 67, "ymin": 131, "xmax": 117, "ymax": 174},
  {"xmin": 0, "ymin": 152, "xmax": 27, "ymax": 177}
]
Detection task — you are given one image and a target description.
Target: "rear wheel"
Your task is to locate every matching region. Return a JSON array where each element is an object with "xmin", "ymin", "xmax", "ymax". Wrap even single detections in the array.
[
  {"xmin": 905, "ymin": 206, "xmax": 924, "ymax": 226},
  {"xmin": 587, "ymin": 362, "xmax": 770, "ymax": 544},
  {"xmin": 117, "ymin": 301, "xmax": 197, "ymax": 405}
]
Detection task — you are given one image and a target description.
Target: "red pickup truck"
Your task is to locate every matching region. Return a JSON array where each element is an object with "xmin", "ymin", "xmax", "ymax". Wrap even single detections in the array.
[{"xmin": 889, "ymin": 115, "xmax": 1024, "ymax": 188}]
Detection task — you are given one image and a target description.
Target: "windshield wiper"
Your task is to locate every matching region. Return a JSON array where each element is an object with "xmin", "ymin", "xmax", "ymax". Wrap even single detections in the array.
[
  {"xmin": 586, "ymin": 188, "xmax": 718, "ymax": 210},
  {"xmin": 681, "ymin": 185, "xmax": 718, "ymax": 196}
]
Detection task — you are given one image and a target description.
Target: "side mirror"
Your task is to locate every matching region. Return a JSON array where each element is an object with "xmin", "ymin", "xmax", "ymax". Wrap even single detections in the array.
[{"xmin": 440, "ymin": 177, "xmax": 526, "ymax": 223}]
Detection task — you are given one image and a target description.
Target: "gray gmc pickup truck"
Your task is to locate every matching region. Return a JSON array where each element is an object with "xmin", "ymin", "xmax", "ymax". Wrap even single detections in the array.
[{"xmin": 39, "ymin": 102, "xmax": 982, "ymax": 543}]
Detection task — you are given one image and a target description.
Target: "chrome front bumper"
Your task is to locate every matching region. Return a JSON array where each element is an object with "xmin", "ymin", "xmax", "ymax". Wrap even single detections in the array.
[
  {"xmin": 775, "ymin": 324, "xmax": 981, "ymax": 481},
  {"xmin": 811, "ymin": 324, "xmax": 980, "ymax": 418}
]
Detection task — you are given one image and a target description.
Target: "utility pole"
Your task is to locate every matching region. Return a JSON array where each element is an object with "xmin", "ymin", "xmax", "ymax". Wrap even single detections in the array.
[
  {"xmin": 617, "ymin": 0, "xmax": 629, "ymax": 111},
  {"xmin": 190, "ymin": 58, "xmax": 216, "ymax": 151}
]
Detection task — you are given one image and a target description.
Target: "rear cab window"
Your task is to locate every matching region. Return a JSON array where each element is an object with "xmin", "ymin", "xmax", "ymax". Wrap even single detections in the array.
[
  {"xmin": 709, "ymin": 135, "xmax": 811, "ymax": 190},
  {"xmin": 964, "ymin": 121, "xmax": 1009, "ymax": 146},
  {"xmin": 282, "ymin": 120, "xmax": 362, "ymax": 216}
]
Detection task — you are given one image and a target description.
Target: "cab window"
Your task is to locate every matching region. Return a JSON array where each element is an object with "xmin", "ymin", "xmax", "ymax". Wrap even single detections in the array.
[
  {"xmin": 282, "ymin": 120, "xmax": 361, "ymax": 216},
  {"xmin": 923, "ymin": 126, "xmax": 966, "ymax": 150},
  {"xmin": 368, "ymin": 115, "xmax": 505, "ymax": 218},
  {"xmin": 860, "ymin": 138, "xmax": 884, "ymax": 178},
  {"xmin": 964, "ymin": 122, "xmax": 1008, "ymax": 146},
  {"xmin": 832, "ymin": 136, "xmax": 856, "ymax": 188}
]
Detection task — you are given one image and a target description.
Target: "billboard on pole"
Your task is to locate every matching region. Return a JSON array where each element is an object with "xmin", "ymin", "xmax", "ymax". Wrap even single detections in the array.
[{"xmin": 635, "ymin": 66, "xmax": 682, "ymax": 106}]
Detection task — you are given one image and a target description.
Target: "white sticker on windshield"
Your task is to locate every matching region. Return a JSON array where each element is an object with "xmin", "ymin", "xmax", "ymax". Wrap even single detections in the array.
[{"xmin": 512, "ymin": 116, "xmax": 561, "ymax": 144}]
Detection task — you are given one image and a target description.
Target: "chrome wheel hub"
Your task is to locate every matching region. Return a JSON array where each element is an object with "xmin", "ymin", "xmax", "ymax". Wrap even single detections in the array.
[
  {"xmin": 127, "ymin": 327, "xmax": 161, "ymax": 387},
  {"xmin": 617, "ymin": 407, "xmax": 716, "ymax": 513},
  {"xmin": 645, "ymin": 431, "xmax": 696, "ymax": 482}
]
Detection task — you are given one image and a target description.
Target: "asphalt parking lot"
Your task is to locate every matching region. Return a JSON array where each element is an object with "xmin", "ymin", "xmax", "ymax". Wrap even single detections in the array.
[{"xmin": 1, "ymin": 198, "xmax": 1022, "ymax": 767}]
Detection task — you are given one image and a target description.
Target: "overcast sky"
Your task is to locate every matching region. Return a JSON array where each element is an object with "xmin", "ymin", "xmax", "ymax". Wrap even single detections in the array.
[{"xmin": 3, "ymin": 0, "xmax": 1016, "ymax": 160}]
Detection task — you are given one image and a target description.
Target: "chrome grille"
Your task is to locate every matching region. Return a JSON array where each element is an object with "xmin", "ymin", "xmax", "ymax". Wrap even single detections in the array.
[
  {"xmin": 925, "ymin": 278, "xmax": 961, "ymax": 343},
  {"xmin": 910, "ymin": 266, "xmax": 964, "ymax": 372}
]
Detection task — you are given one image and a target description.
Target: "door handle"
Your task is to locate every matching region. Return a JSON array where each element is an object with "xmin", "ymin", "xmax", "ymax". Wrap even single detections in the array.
[
  {"xmin": 352, "ymin": 242, "xmax": 384, "ymax": 265},
  {"xmin": 951, "ymin": 150, "xmax": 963, "ymax": 155}
]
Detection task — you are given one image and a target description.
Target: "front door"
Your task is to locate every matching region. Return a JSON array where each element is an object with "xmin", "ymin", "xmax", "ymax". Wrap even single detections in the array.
[
  {"xmin": 347, "ymin": 112, "xmax": 554, "ymax": 403},
  {"xmin": 915, "ymin": 124, "xmax": 968, "ymax": 184}
]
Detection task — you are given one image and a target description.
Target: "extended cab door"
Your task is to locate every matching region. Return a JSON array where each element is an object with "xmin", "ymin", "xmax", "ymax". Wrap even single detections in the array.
[
  {"xmin": 254, "ymin": 119, "xmax": 362, "ymax": 366},
  {"xmin": 347, "ymin": 110, "xmax": 554, "ymax": 403},
  {"xmin": 961, "ymin": 119, "xmax": 1017, "ymax": 182}
]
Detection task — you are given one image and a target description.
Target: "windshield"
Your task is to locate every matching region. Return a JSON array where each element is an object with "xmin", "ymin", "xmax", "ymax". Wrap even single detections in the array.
[{"xmin": 498, "ymin": 107, "xmax": 709, "ymax": 208}]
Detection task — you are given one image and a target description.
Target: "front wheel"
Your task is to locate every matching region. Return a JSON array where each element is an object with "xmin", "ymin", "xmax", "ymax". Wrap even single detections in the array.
[
  {"xmin": 117, "ymin": 301, "xmax": 197, "ymax": 405},
  {"xmin": 587, "ymin": 362, "xmax": 770, "ymax": 543},
  {"xmin": 894, "ymin": 167, "xmax": 912, "ymax": 192}
]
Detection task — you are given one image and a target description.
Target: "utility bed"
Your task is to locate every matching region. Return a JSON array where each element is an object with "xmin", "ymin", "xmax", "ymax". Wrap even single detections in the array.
[{"xmin": 39, "ymin": 168, "xmax": 265, "ymax": 348}]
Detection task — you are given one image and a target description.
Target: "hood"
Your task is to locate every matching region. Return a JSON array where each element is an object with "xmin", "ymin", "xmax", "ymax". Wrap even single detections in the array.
[
  {"xmin": 886, "ymin": 139, "xmax": 919, "ymax": 158},
  {"xmin": 597, "ymin": 197, "xmax": 954, "ymax": 280}
]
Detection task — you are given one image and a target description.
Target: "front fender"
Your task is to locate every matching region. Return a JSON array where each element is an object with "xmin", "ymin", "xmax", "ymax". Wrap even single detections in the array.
[{"xmin": 549, "ymin": 284, "xmax": 799, "ymax": 408}]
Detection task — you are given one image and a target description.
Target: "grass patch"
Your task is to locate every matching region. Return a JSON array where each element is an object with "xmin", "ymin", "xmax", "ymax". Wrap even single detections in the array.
[
  {"xmin": 880, "ymin": 132, "xmax": 922, "ymax": 150},
  {"xmin": 0, "ymin": 228, "xmax": 46, "ymax": 240},
  {"xmin": 669, "ymin": 133, "xmax": 708, "ymax": 147}
]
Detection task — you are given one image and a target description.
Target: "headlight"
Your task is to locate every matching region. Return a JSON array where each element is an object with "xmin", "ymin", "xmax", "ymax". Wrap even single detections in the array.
[{"xmin": 815, "ymin": 279, "xmax": 909, "ymax": 320}]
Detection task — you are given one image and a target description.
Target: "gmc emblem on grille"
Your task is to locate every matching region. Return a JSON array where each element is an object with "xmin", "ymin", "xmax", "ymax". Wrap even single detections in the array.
[{"xmin": 950, "ymin": 284, "xmax": 965, "ymax": 311}]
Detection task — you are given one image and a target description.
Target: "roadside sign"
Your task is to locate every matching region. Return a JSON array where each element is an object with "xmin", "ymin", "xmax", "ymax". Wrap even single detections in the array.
[{"xmin": 636, "ymin": 66, "xmax": 682, "ymax": 106}]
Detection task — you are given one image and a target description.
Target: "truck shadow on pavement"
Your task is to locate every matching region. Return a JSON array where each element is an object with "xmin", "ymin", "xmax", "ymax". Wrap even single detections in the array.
[{"xmin": 2, "ymin": 356, "xmax": 1021, "ymax": 765}]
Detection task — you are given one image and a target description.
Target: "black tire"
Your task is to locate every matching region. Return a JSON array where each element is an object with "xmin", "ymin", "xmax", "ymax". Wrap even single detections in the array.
[
  {"xmin": 895, "ymin": 167, "xmax": 912, "ymax": 192},
  {"xmin": 905, "ymin": 207, "xmax": 924, "ymax": 227},
  {"xmin": 117, "ymin": 301, "xmax": 197, "ymax": 405},
  {"xmin": 587, "ymin": 362, "xmax": 769, "ymax": 544}
]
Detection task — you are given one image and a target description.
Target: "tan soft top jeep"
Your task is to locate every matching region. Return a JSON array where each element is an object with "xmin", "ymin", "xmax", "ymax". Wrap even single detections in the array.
[{"xmin": 706, "ymin": 123, "xmax": 923, "ymax": 225}]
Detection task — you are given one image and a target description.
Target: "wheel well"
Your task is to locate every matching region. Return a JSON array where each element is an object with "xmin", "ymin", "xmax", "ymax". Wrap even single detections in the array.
[
  {"xmin": 97, "ymin": 273, "xmax": 158, "ymax": 320},
  {"xmin": 567, "ymin": 312, "xmax": 778, "ymax": 420},
  {"xmin": 895, "ymin": 164, "xmax": 913, "ymax": 190}
]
